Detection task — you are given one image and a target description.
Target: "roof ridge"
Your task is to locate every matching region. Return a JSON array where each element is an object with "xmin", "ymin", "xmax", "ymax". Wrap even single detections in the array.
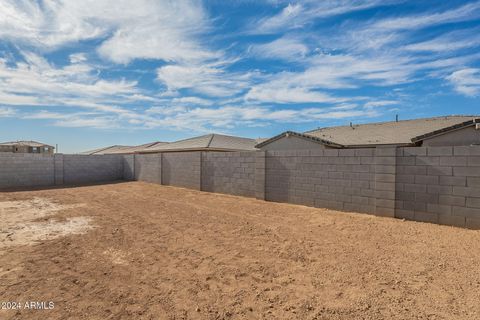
[
  {"xmin": 206, "ymin": 134, "xmax": 215, "ymax": 148},
  {"xmin": 163, "ymin": 133, "xmax": 211, "ymax": 144},
  {"xmin": 90, "ymin": 145, "xmax": 118, "ymax": 154},
  {"xmin": 206, "ymin": 132, "xmax": 252, "ymax": 139}
]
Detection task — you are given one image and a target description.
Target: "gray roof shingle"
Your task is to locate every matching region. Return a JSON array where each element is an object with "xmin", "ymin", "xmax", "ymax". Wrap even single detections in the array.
[
  {"xmin": 0, "ymin": 140, "xmax": 54, "ymax": 148},
  {"xmin": 305, "ymin": 115, "xmax": 480, "ymax": 146},
  {"xmin": 81, "ymin": 142, "xmax": 166, "ymax": 155},
  {"xmin": 141, "ymin": 134, "xmax": 257, "ymax": 152}
]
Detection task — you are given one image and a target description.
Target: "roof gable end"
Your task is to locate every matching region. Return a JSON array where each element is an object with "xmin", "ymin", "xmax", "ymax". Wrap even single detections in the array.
[{"xmin": 255, "ymin": 131, "xmax": 343, "ymax": 149}]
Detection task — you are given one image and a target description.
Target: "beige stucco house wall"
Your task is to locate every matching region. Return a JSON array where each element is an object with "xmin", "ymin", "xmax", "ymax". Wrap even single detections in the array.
[
  {"xmin": 0, "ymin": 144, "xmax": 54, "ymax": 154},
  {"xmin": 258, "ymin": 136, "xmax": 327, "ymax": 151},
  {"xmin": 420, "ymin": 126, "xmax": 480, "ymax": 147}
]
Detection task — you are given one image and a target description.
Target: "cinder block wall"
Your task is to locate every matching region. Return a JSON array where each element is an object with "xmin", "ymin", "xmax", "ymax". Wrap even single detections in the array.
[
  {"xmin": 395, "ymin": 146, "xmax": 480, "ymax": 229},
  {"xmin": 123, "ymin": 155, "xmax": 135, "ymax": 181},
  {"xmin": 130, "ymin": 147, "xmax": 480, "ymax": 228},
  {"xmin": 2, "ymin": 146, "xmax": 479, "ymax": 229},
  {"xmin": 162, "ymin": 152, "xmax": 201, "ymax": 190},
  {"xmin": 265, "ymin": 149, "xmax": 378, "ymax": 214},
  {"xmin": 62, "ymin": 155, "xmax": 124, "ymax": 184},
  {"xmin": 202, "ymin": 152, "xmax": 256, "ymax": 197},
  {"xmin": 0, "ymin": 153, "xmax": 55, "ymax": 188},
  {"xmin": 374, "ymin": 147, "xmax": 397, "ymax": 217},
  {"xmin": 134, "ymin": 154, "xmax": 162, "ymax": 184},
  {"xmin": 54, "ymin": 154, "xmax": 64, "ymax": 185},
  {"xmin": 0, "ymin": 153, "xmax": 124, "ymax": 189}
]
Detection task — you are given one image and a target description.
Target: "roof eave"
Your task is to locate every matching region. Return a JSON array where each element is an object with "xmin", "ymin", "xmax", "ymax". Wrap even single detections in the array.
[{"xmin": 344, "ymin": 142, "xmax": 414, "ymax": 148}]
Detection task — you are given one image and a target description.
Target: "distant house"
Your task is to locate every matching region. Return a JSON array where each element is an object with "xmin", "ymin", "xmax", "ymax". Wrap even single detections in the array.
[
  {"xmin": 81, "ymin": 134, "xmax": 259, "ymax": 155},
  {"xmin": 256, "ymin": 115, "xmax": 480, "ymax": 151},
  {"xmin": 81, "ymin": 142, "xmax": 166, "ymax": 155},
  {"xmin": 0, "ymin": 141, "xmax": 55, "ymax": 154},
  {"xmin": 139, "ymin": 134, "xmax": 258, "ymax": 153}
]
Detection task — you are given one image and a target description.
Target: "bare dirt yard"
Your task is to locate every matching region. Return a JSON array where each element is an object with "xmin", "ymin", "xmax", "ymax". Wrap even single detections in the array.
[{"xmin": 1, "ymin": 182, "xmax": 480, "ymax": 320}]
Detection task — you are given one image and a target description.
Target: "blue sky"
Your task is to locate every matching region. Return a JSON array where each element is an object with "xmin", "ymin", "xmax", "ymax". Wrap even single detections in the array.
[{"xmin": 0, "ymin": 0, "xmax": 479, "ymax": 153}]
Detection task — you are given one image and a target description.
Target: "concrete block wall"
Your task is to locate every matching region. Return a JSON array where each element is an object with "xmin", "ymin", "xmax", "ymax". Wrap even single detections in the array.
[
  {"xmin": 0, "ymin": 153, "xmax": 124, "ymax": 189},
  {"xmin": 162, "ymin": 152, "xmax": 201, "ymax": 190},
  {"xmin": 265, "ymin": 149, "xmax": 378, "ymax": 214},
  {"xmin": 395, "ymin": 146, "xmax": 480, "ymax": 229},
  {"xmin": 374, "ymin": 147, "xmax": 397, "ymax": 217},
  {"xmin": 0, "ymin": 153, "xmax": 55, "ymax": 188},
  {"xmin": 134, "ymin": 154, "xmax": 162, "ymax": 184},
  {"xmin": 63, "ymin": 155, "xmax": 124, "ymax": 184},
  {"xmin": 123, "ymin": 155, "xmax": 135, "ymax": 181},
  {"xmin": 54, "ymin": 154, "xmax": 64, "ymax": 185},
  {"xmin": 255, "ymin": 152, "xmax": 266, "ymax": 200},
  {"xmin": 2, "ymin": 146, "xmax": 479, "ymax": 229},
  {"xmin": 202, "ymin": 152, "xmax": 256, "ymax": 197}
]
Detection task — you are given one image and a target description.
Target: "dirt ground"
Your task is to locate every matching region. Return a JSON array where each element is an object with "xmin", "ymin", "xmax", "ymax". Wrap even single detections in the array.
[{"xmin": 1, "ymin": 182, "xmax": 479, "ymax": 320}]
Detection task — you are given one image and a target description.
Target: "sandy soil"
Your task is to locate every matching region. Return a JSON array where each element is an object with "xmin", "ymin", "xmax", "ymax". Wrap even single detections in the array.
[
  {"xmin": 0, "ymin": 197, "xmax": 90, "ymax": 249},
  {"xmin": 1, "ymin": 181, "xmax": 479, "ymax": 320}
]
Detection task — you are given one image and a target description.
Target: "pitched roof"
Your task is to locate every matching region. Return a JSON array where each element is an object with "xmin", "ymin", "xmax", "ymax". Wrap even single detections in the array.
[
  {"xmin": 255, "ymin": 131, "xmax": 344, "ymax": 148},
  {"xmin": 81, "ymin": 142, "xmax": 165, "ymax": 155},
  {"xmin": 140, "ymin": 134, "xmax": 257, "ymax": 153},
  {"xmin": 255, "ymin": 137, "xmax": 270, "ymax": 145},
  {"xmin": 124, "ymin": 142, "xmax": 168, "ymax": 153},
  {"xmin": 0, "ymin": 140, "xmax": 54, "ymax": 148},
  {"xmin": 305, "ymin": 115, "xmax": 480, "ymax": 147}
]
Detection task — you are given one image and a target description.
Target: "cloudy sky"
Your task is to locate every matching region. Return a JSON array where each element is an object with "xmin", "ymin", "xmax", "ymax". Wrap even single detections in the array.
[{"xmin": 0, "ymin": 0, "xmax": 479, "ymax": 153}]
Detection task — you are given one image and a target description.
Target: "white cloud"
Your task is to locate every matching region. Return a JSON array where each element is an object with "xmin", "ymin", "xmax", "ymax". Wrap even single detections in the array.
[
  {"xmin": 96, "ymin": 0, "xmax": 216, "ymax": 64},
  {"xmin": 0, "ymin": 91, "xmax": 40, "ymax": 106},
  {"xmin": 1, "ymin": 0, "xmax": 479, "ymax": 133},
  {"xmin": 157, "ymin": 64, "xmax": 253, "ymax": 97},
  {"xmin": 253, "ymin": 0, "xmax": 397, "ymax": 34},
  {"xmin": 0, "ymin": 52, "xmax": 139, "ymax": 102},
  {"xmin": 447, "ymin": 68, "xmax": 480, "ymax": 96},
  {"xmin": 0, "ymin": 106, "xmax": 16, "ymax": 117},
  {"xmin": 69, "ymin": 53, "xmax": 88, "ymax": 64},
  {"xmin": 0, "ymin": 51, "xmax": 163, "ymax": 128},
  {"xmin": 142, "ymin": 104, "xmax": 379, "ymax": 132},
  {"xmin": 244, "ymin": 41, "xmax": 480, "ymax": 105},
  {"xmin": 54, "ymin": 116, "xmax": 119, "ymax": 129},
  {"xmin": 364, "ymin": 100, "xmax": 398, "ymax": 108},
  {"xmin": 243, "ymin": 53, "xmax": 412, "ymax": 104},
  {"xmin": 0, "ymin": 0, "xmax": 104, "ymax": 48},
  {"xmin": 0, "ymin": 52, "xmax": 139, "ymax": 107},
  {"xmin": 287, "ymin": 3, "xmax": 480, "ymax": 103},
  {"xmin": 146, "ymin": 106, "xmax": 188, "ymax": 116},
  {"xmin": 0, "ymin": 0, "xmax": 213, "ymax": 64},
  {"xmin": 254, "ymin": 3, "xmax": 303, "ymax": 34},
  {"xmin": 21, "ymin": 110, "xmax": 120, "ymax": 129},
  {"xmin": 404, "ymin": 30, "xmax": 480, "ymax": 52},
  {"xmin": 327, "ymin": 2, "xmax": 480, "ymax": 53},
  {"xmin": 373, "ymin": 2, "xmax": 480, "ymax": 31},
  {"xmin": 245, "ymin": 86, "xmax": 345, "ymax": 104},
  {"xmin": 250, "ymin": 36, "xmax": 309, "ymax": 61},
  {"xmin": 22, "ymin": 110, "xmax": 70, "ymax": 120},
  {"xmin": 171, "ymin": 96, "xmax": 213, "ymax": 106}
]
